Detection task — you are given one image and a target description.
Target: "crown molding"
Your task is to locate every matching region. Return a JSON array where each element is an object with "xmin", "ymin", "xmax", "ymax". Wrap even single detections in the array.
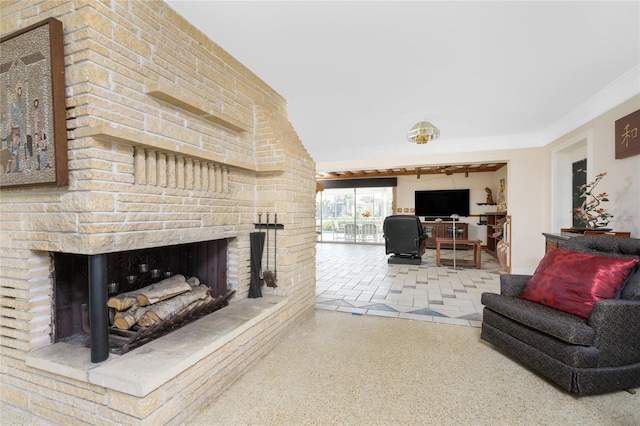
[{"xmin": 541, "ymin": 64, "xmax": 640, "ymax": 146}]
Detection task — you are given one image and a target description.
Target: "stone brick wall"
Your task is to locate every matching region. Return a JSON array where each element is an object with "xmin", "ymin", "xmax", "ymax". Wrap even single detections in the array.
[{"xmin": 0, "ymin": 1, "xmax": 316, "ymax": 423}]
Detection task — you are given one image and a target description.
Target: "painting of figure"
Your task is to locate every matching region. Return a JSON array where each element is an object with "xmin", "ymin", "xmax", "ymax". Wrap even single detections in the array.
[{"xmin": 0, "ymin": 18, "xmax": 67, "ymax": 188}]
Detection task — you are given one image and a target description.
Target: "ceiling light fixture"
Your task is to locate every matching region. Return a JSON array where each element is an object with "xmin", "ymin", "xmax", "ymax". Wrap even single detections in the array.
[{"xmin": 407, "ymin": 120, "xmax": 440, "ymax": 144}]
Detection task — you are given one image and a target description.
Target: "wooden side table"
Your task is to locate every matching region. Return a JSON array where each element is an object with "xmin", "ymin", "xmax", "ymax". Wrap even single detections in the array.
[
  {"xmin": 544, "ymin": 231, "xmax": 631, "ymax": 253},
  {"xmin": 435, "ymin": 238, "xmax": 482, "ymax": 269}
]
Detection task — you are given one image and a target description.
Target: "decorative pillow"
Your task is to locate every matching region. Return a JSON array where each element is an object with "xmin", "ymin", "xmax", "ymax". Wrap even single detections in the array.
[{"xmin": 518, "ymin": 249, "xmax": 639, "ymax": 319}]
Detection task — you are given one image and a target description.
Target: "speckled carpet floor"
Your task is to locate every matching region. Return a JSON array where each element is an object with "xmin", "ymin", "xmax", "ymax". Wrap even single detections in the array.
[
  {"xmin": 184, "ymin": 309, "xmax": 639, "ymax": 426},
  {"xmin": 3, "ymin": 309, "xmax": 638, "ymax": 426}
]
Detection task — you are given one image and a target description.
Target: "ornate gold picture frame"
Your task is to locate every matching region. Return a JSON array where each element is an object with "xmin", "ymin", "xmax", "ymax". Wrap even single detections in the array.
[{"xmin": 0, "ymin": 18, "xmax": 68, "ymax": 188}]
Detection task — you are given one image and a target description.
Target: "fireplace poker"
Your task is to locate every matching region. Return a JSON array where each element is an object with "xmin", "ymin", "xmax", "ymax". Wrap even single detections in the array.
[
  {"xmin": 270, "ymin": 212, "xmax": 278, "ymax": 287},
  {"xmin": 258, "ymin": 212, "xmax": 264, "ymax": 281},
  {"xmin": 263, "ymin": 212, "xmax": 277, "ymax": 288}
]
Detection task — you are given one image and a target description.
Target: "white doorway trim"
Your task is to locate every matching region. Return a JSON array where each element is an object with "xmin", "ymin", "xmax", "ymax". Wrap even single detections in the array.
[{"xmin": 551, "ymin": 129, "xmax": 593, "ymax": 232}]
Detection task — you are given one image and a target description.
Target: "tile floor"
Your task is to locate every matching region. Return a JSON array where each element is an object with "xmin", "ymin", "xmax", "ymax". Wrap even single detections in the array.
[{"xmin": 315, "ymin": 243, "xmax": 504, "ymax": 327}]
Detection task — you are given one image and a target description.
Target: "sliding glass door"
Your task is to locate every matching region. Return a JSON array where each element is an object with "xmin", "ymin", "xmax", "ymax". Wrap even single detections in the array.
[{"xmin": 316, "ymin": 186, "xmax": 393, "ymax": 244}]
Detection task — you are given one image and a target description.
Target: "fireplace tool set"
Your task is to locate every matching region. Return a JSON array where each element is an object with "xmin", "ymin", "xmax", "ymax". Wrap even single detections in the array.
[
  {"xmin": 249, "ymin": 212, "xmax": 280, "ymax": 298},
  {"xmin": 263, "ymin": 212, "xmax": 278, "ymax": 288}
]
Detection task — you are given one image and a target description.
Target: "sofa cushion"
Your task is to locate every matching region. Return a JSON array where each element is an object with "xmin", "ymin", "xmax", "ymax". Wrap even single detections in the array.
[
  {"xmin": 561, "ymin": 236, "xmax": 640, "ymax": 301},
  {"xmin": 481, "ymin": 292, "xmax": 595, "ymax": 346},
  {"xmin": 620, "ymin": 267, "xmax": 640, "ymax": 300},
  {"xmin": 482, "ymin": 308, "xmax": 600, "ymax": 367},
  {"xmin": 518, "ymin": 249, "xmax": 639, "ymax": 319}
]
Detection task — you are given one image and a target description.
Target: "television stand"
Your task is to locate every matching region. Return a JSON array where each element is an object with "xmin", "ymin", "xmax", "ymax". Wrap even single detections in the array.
[{"xmin": 421, "ymin": 221, "xmax": 469, "ymax": 249}]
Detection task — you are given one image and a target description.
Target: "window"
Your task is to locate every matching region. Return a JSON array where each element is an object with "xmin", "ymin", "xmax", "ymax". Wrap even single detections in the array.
[{"xmin": 316, "ymin": 186, "xmax": 393, "ymax": 244}]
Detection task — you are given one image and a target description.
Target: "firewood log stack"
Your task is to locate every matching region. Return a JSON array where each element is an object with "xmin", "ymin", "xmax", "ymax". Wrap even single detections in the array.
[
  {"xmin": 137, "ymin": 284, "xmax": 210, "ymax": 326},
  {"xmin": 107, "ymin": 274, "xmax": 213, "ymax": 330}
]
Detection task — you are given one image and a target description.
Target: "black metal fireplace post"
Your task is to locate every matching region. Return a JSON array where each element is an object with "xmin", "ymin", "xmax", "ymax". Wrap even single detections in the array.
[{"xmin": 88, "ymin": 254, "xmax": 109, "ymax": 363}]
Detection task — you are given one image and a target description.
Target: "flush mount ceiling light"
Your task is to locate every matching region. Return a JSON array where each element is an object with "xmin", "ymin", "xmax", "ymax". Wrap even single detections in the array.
[{"xmin": 407, "ymin": 120, "xmax": 440, "ymax": 144}]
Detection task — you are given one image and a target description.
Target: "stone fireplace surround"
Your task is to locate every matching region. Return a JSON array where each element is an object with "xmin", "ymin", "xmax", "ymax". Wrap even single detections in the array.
[{"xmin": 0, "ymin": 1, "xmax": 316, "ymax": 424}]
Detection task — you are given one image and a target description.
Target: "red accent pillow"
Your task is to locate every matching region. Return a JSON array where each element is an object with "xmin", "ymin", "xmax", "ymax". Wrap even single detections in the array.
[{"xmin": 518, "ymin": 249, "xmax": 639, "ymax": 319}]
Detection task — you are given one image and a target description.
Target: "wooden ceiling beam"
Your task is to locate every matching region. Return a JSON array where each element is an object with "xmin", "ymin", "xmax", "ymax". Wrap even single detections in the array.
[{"xmin": 315, "ymin": 163, "xmax": 507, "ymax": 180}]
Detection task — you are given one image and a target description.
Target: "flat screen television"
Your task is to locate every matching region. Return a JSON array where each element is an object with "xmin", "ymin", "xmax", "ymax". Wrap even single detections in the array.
[{"xmin": 414, "ymin": 189, "xmax": 470, "ymax": 219}]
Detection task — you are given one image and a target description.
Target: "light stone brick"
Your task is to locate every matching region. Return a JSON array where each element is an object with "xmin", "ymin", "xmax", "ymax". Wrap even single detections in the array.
[
  {"xmin": 135, "ymin": 397, "xmax": 183, "ymax": 425},
  {"xmin": 61, "ymin": 192, "xmax": 115, "ymax": 213},
  {"xmin": 0, "ymin": 381, "xmax": 30, "ymax": 409},
  {"xmin": 79, "ymin": 222, "xmax": 163, "ymax": 234},
  {"xmin": 0, "ymin": 304, "xmax": 41, "ymax": 322},
  {"xmin": 0, "ymin": 334, "xmax": 48, "ymax": 352},
  {"xmin": 30, "ymin": 393, "xmax": 96, "ymax": 426},
  {"xmin": 0, "ymin": 264, "xmax": 47, "ymax": 283},
  {"xmin": 0, "ymin": 316, "xmax": 49, "ymax": 332},
  {"xmin": 40, "ymin": 0, "xmax": 73, "ymax": 15},
  {"xmin": 74, "ymin": 157, "xmax": 118, "ymax": 172},
  {"xmin": 57, "ymin": 234, "xmax": 116, "ymax": 254},
  {"xmin": 133, "ymin": 147, "xmax": 146, "ymax": 185},
  {"xmin": 145, "ymin": 150, "xmax": 157, "ymax": 186},
  {"xmin": 176, "ymin": 156, "xmax": 185, "ymax": 188},
  {"xmin": 117, "ymin": 192, "xmax": 164, "ymax": 204},
  {"xmin": 67, "ymin": 63, "xmax": 111, "ymax": 89},
  {"xmin": 0, "ymin": 345, "xmax": 28, "ymax": 361},
  {"xmin": 64, "ymin": 6, "xmax": 112, "ymax": 36},
  {"xmin": 192, "ymin": 160, "xmax": 201, "ymax": 190},
  {"xmin": 114, "ymin": 25, "xmax": 151, "ymax": 58},
  {"xmin": 145, "ymin": 116, "xmax": 199, "ymax": 146},
  {"xmin": 78, "ymin": 213, "xmax": 127, "ymax": 224},
  {"xmin": 0, "ymin": 297, "xmax": 51, "ymax": 314},
  {"xmin": 106, "ymin": 387, "xmax": 163, "ymax": 419}
]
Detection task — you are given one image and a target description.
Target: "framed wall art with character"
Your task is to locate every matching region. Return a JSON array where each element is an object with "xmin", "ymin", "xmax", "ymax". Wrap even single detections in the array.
[{"xmin": 1, "ymin": 18, "xmax": 68, "ymax": 188}]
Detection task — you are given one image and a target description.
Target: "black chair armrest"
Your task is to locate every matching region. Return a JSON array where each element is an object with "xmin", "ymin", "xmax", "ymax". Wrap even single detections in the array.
[
  {"xmin": 589, "ymin": 299, "xmax": 640, "ymax": 366},
  {"xmin": 500, "ymin": 274, "xmax": 531, "ymax": 297}
]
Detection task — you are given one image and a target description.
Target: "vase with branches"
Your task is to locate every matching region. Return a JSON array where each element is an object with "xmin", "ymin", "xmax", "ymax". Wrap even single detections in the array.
[{"xmin": 574, "ymin": 172, "xmax": 613, "ymax": 228}]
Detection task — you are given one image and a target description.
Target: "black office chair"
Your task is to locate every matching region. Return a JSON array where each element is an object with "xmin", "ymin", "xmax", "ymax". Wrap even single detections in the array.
[{"xmin": 383, "ymin": 215, "xmax": 427, "ymax": 264}]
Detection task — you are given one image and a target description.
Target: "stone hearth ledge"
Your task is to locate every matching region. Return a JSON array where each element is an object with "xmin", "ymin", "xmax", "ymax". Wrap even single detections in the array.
[{"xmin": 26, "ymin": 295, "xmax": 286, "ymax": 397}]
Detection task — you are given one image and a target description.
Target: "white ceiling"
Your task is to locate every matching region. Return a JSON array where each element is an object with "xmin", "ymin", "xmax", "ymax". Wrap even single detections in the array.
[{"xmin": 166, "ymin": 1, "xmax": 640, "ymax": 171}]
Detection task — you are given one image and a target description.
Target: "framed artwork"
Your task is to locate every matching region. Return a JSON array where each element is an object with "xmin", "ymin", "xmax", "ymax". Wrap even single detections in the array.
[
  {"xmin": 0, "ymin": 18, "xmax": 68, "ymax": 188},
  {"xmin": 615, "ymin": 109, "xmax": 640, "ymax": 160}
]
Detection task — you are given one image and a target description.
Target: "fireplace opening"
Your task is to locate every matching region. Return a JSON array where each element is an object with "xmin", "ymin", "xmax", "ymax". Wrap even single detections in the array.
[{"xmin": 52, "ymin": 239, "xmax": 234, "ymax": 355}]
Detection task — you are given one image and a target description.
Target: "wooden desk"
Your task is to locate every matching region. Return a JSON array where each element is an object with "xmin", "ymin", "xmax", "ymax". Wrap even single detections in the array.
[{"xmin": 435, "ymin": 238, "xmax": 482, "ymax": 269}]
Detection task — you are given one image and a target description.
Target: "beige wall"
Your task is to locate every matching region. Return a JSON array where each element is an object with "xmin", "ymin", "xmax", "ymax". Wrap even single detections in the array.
[
  {"xmin": 543, "ymin": 95, "xmax": 640, "ymax": 239},
  {"xmin": 395, "ymin": 172, "xmax": 504, "ymax": 244}
]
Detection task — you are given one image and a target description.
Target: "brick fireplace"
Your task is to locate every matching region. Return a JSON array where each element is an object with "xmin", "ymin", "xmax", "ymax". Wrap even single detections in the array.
[{"xmin": 0, "ymin": 1, "xmax": 316, "ymax": 424}]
